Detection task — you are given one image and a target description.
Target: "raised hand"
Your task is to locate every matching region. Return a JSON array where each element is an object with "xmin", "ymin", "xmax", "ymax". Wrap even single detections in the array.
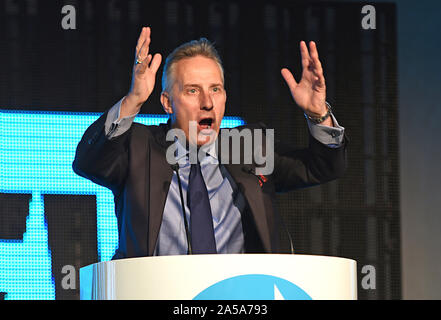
[
  {"xmin": 121, "ymin": 27, "xmax": 162, "ymax": 118},
  {"xmin": 281, "ymin": 41, "xmax": 329, "ymax": 122}
]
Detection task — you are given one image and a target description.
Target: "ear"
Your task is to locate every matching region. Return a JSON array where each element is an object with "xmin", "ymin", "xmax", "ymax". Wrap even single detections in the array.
[{"xmin": 160, "ymin": 92, "xmax": 173, "ymax": 115}]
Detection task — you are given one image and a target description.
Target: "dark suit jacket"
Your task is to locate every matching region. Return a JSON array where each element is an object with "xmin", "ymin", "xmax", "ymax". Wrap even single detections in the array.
[{"xmin": 72, "ymin": 111, "xmax": 347, "ymax": 259}]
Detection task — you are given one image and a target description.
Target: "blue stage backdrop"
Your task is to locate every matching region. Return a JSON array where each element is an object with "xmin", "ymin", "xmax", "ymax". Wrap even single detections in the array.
[{"xmin": 0, "ymin": 109, "xmax": 244, "ymax": 300}]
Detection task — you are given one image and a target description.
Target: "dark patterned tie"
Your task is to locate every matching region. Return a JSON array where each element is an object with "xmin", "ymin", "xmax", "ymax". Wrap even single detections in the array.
[{"xmin": 187, "ymin": 162, "xmax": 217, "ymax": 254}]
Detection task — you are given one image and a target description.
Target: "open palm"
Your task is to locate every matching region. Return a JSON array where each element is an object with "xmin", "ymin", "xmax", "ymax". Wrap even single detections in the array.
[
  {"xmin": 281, "ymin": 41, "xmax": 327, "ymax": 117},
  {"xmin": 129, "ymin": 27, "xmax": 162, "ymax": 104}
]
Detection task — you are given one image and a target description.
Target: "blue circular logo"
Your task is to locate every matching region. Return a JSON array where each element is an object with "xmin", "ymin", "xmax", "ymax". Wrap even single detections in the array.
[{"xmin": 194, "ymin": 274, "xmax": 312, "ymax": 300}]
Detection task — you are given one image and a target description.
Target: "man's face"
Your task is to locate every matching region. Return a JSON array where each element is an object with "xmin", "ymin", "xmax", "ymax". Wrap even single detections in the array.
[{"xmin": 164, "ymin": 55, "xmax": 226, "ymax": 146}]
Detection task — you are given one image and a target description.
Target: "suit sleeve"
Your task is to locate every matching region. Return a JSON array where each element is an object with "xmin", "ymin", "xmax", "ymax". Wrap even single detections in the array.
[
  {"xmin": 72, "ymin": 110, "xmax": 131, "ymax": 195},
  {"xmin": 272, "ymin": 128, "xmax": 348, "ymax": 193},
  {"xmin": 306, "ymin": 113, "xmax": 345, "ymax": 147},
  {"xmin": 105, "ymin": 97, "xmax": 138, "ymax": 138}
]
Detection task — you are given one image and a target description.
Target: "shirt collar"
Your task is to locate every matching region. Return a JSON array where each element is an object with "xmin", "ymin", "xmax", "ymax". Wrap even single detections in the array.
[{"xmin": 174, "ymin": 139, "xmax": 218, "ymax": 165}]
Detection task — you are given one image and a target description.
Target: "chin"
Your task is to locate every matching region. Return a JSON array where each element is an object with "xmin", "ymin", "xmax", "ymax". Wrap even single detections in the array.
[{"xmin": 196, "ymin": 127, "xmax": 219, "ymax": 146}]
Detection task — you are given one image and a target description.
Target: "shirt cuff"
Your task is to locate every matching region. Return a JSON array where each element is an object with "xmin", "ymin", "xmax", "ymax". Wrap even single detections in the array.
[
  {"xmin": 104, "ymin": 96, "xmax": 138, "ymax": 139},
  {"xmin": 306, "ymin": 113, "xmax": 345, "ymax": 147}
]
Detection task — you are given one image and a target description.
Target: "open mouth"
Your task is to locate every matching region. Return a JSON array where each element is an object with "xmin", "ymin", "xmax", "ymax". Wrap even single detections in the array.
[{"xmin": 198, "ymin": 117, "xmax": 213, "ymax": 130}]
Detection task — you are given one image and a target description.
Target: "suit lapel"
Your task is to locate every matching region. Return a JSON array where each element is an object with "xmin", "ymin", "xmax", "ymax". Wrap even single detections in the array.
[
  {"xmin": 147, "ymin": 124, "xmax": 174, "ymax": 256},
  {"xmin": 224, "ymin": 163, "xmax": 272, "ymax": 252}
]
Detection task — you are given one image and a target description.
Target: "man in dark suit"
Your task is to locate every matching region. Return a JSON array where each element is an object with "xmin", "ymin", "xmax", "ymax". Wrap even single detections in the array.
[{"xmin": 73, "ymin": 27, "xmax": 347, "ymax": 259}]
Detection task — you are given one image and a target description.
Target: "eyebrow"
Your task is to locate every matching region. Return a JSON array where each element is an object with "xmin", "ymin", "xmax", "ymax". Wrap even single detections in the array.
[{"xmin": 183, "ymin": 83, "xmax": 223, "ymax": 88}]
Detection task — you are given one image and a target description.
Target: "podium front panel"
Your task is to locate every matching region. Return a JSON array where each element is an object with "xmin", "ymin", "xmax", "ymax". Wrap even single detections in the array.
[{"xmin": 80, "ymin": 254, "xmax": 357, "ymax": 300}]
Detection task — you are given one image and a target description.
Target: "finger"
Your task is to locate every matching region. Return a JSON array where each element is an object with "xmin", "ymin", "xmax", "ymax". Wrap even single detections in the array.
[
  {"xmin": 149, "ymin": 53, "xmax": 162, "ymax": 74},
  {"xmin": 136, "ymin": 58, "xmax": 149, "ymax": 74},
  {"xmin": 311, "ymin": 68, "xmax": 325, "ymax": 88},
  {"xmin": 137, "ymin": 40, "xmax": 151, "ymax": 63},
  {"xmin": 310, "ymin": 64, "xmax": 323, "ymax": 79},
  {"xmin": 135, "ymin": 27, "xmax": 147, "ymax": 54},
  {"xmin": 281, "ymin": 68, "xmax": 298, "ymax": 90},
  {"xmin": 317, "ymin": 72, "xmax": 326, "ymax": 87},
  {"xmin": 309, "ymin": 41, "xmax": 319, "ymax": 60},
  {"xmin": 146, "ymin": 54, "xmax": 152, "ymax": 65},
  {"xmin": 308, "ymin": 41, "xmax": 326, "ymax": 86},
  {"xmin": 135, "ymin": 52, "xmax": 150, "ymax": 75},
  {"xmin": 300, "ymin": 41, "xmax": 311, "ymax": 69},
  {"xmin": 136, "ymin": 27, "xmax": 151, "ymax": 60},
  {"xmin": 309, "ymin": 41, "xmax": 323, "ymax": 73}
]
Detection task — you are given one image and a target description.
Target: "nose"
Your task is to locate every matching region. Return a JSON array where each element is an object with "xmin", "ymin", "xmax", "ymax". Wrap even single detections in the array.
[{"xmin": 200, "ymin": 90, "xmax": 214, "ymax": 111}]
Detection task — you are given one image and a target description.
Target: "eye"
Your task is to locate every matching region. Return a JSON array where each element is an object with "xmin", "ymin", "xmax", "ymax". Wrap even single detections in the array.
[
  {"xmin": 213, "ymin": 86, "xmax": 222, "ymax": 93},
  {"xmin": 187, "ymin": 88, "xmax": 198, "ymax": 94}
]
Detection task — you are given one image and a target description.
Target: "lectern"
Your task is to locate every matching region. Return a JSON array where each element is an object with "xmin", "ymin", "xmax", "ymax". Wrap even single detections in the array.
[{"xmin": 80, "ymin": 254, "xmax": 357, "ymax": 300}]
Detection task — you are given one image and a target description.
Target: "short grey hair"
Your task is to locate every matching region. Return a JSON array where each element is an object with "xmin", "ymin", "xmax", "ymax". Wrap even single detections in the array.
[{"xmin": 161, "ymin": 38, "xmax": 224, "ymax": 93}]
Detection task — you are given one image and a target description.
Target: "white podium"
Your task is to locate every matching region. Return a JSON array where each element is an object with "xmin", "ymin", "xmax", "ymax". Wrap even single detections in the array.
[{"xmin": 80, "ymin": 254, "xmax": 357, "ymax": 300}]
